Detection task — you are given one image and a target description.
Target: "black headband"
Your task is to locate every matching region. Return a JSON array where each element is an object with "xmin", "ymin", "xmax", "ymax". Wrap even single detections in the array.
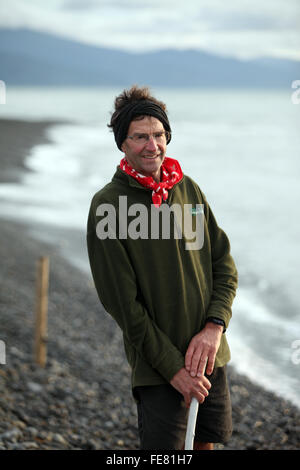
[{"xmin": 112, "ymin": 100, "xmax": 172, "ymax": 150}]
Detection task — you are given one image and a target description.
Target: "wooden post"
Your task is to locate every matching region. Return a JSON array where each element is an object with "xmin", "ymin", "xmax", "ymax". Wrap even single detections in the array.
[{"xmin": 35, "ymin": 256, "xmax": 49, "ymax": 367}]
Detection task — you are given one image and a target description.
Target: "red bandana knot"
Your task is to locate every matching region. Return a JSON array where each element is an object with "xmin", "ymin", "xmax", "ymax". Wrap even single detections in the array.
[{"xmin": 120, "ymin": 157, "xmax": 183, "ymax": 207}]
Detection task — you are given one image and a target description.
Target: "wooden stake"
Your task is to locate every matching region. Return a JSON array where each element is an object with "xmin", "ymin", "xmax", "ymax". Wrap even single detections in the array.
[{"xmin": 35, "ymin": 256, "xmax": 49, "ymax": 367}]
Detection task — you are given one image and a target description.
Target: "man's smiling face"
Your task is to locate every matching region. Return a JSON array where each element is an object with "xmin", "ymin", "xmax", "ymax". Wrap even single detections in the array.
[{"xmin": 121, "ymin": 116, "xmax": 167, "ymax": 183}]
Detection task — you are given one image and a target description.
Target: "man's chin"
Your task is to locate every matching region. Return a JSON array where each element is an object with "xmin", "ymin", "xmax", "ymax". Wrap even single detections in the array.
[{"xmin": 139, "ymin": 160, "xmax": 164, "ymax": 180}]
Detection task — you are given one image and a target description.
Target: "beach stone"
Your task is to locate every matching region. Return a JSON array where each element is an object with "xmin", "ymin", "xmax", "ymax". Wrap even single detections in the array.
[
  {"xmin": 26, "ymin": 427, "xmax": 39, "ymax": 437},
  {"xmin": 85, "ymin": 438, "xmax": 100, "ymax": 450},
  {"xmin": 8, "ymin": 443, "xmax": 26, "ymax": 450},
  {"xmin": 23, "ymin": 441, "xmax": 40, "ymax": 449},
  {"xmin": 12, "ymin": 420, "xmax": 26, "ymax": 430},
  {"xmin": 52, "ymin": 433, "xmax": 68, "ymax": 446},
  {"xmin": 254, "ymin": 420, "xmax": 263, "ymax": 428},
  {"xmin": 0, "ymin": 428, "xmax": 23, "ymax": 441},
  {"xmin": 10, "ymin": 346, "xmax": 25, "ymax": 359},
  {"xmin": 104, "ymin": 420, "xmax": 114, "ymax": 430},
  {"xmin": 27, "ymin": 382, "xmax": 43, "ymax": 393},
  {"xmin": 44, "ymin": 432, "xmax": 54, "ymax": 442}
]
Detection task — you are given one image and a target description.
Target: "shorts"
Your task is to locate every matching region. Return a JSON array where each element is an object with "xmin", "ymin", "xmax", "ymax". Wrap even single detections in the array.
[{"xmin": 135, "ymin": 366, "xmax": 232, "ymax": 450}]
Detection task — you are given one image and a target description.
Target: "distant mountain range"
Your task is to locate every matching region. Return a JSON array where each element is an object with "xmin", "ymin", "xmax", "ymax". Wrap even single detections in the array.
[{"xmin": 0, "ymin": 28, "xmax": 299, "ymax": 87}]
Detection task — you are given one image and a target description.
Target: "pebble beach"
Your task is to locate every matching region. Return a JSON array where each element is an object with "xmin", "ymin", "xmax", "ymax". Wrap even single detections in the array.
[{"xmin": 0, "ymin": 119, "xmax": 299, "ymax": 450}]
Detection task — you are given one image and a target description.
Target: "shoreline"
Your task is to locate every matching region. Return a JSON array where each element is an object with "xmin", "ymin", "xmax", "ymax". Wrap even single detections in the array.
[
  {"xmin": 0, "ymin": 118, "xmax": 68, "ymax": 183},
  {"xmin": 0, "ymin": 118, "xmax": 299, "ymax": 449}
]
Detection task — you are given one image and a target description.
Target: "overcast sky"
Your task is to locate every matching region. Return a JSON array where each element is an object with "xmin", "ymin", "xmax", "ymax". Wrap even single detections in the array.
[{"xmin": 1, "ymin": 0, "xmax": 299, "ymax": 60}]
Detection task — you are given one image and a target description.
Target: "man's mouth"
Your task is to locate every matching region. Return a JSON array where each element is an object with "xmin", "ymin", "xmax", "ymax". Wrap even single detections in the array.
[{"xmin": 142, "ymin": 155, "xmax": 160, "ymax": 159}]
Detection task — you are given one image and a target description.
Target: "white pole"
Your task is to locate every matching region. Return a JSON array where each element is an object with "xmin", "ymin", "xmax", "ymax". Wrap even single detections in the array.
[{"xmin": 184, "ymin": 397, "xmax": 199, "ymax": 450}]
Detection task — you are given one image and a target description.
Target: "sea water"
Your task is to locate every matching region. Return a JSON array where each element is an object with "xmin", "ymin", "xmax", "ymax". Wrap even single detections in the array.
[{"xmin": 0, "ymin": 86, "xmax": 299, "ymax": 407}]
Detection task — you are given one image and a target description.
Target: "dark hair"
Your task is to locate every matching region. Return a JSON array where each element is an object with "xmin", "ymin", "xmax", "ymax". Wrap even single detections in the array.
[{"xmin": 108, "ymin": 85, "xmax": 171, "ymax": 150}]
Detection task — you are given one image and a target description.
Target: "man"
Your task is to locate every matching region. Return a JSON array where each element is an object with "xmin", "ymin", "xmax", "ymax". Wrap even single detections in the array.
[{"xmin": 87, "ymin": 85, "xmax": 238, "ymax": 450}]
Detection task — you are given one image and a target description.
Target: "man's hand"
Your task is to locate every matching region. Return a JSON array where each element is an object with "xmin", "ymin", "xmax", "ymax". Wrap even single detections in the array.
[
  {"xmin": 170, "ymin": 367, "xmax": 211, "ymax": 408},
  {"xmin": 185, "ymin": 322, "xmax": 223, "ymax": 377}
]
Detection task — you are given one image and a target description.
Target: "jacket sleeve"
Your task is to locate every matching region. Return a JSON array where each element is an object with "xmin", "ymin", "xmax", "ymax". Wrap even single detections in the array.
[
  {"xmin": 201, "ymin": 192, "xmax": 238, "ymax": 330},
  {"xmin": 86, "ymin": 197, "xmax": 185, "ymax": 382}
]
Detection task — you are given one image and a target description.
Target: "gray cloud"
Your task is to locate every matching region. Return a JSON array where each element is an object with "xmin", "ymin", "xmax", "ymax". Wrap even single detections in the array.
[
  {"xmin": 62, "ymin": 0, "xmax": 100, "ymax": 9},
  {"xmin": 62, "ymin": 0, "xmax": 153, "ymax": 10},
  {"xmin": 1, "ymin": 0, "xmax": 299, "ymax": 60}
]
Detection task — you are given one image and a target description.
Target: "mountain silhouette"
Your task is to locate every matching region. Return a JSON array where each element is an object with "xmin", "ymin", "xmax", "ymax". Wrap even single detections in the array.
[{"xmin": 0, "ymin": 28, "xmax": 299, "ymax": 87}]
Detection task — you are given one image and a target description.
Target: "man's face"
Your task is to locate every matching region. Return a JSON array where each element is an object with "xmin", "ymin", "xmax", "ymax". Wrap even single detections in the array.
[{"xmin": 121, "ymin": 116, "xmax": 167, "ymax": 183}]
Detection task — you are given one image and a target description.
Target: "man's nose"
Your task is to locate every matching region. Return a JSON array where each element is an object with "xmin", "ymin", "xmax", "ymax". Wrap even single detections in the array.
[{"xmin": 145, "ymin": 136, "xmax": 158, "ymax": 151}]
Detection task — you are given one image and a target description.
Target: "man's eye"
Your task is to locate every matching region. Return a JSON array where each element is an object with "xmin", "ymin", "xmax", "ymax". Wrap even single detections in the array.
[
  {"xmin": 137, "ymin": 134, "xmax": 147, "ymax": 140},
  {"xmin": 154, "ymin": 132, "xmax": 164, "ymax": 138}
]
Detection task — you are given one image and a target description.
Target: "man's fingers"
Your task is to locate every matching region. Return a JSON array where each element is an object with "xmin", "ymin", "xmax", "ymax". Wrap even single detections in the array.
[
  {"xmin": 197, "ymin": 352, "xmax": 215, "ymax": 376},
  {"xmin": 186, "ymin": 342, "xmax": 216, "ymax": 377},
  {"xmin": 193, "ymin": 375, "xmax": 211, "ymax": 401},
  {"xmin": 205, "ymin": 353, "xmax": 216, "ymax": 376},
  {"xmin": 196, "ymin": 355, "xmax": 208, "ymax": 377},
  {"xmin": 185, "ymin": 345, "xmax": 195, "ymax": 371},
  {"xmin": 189, "ymin": 349, "xmax": 203, "ymax": 377},
  {"xmin": 184, "ymin": 391, "xmax": 206, "ymax": 408},
  {"xmin": 202, "ymin": 375, "xmax": 212, "ymax": 390}
]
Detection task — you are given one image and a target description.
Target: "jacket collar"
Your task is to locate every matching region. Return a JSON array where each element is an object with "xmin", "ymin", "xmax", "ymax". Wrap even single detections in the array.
[
  {"xmin": 112, "ymin": 165, "xmax": 185, "ymax": 191},
  {"xmin": 112, "ymin": 166, "xmax": 149, "ymax": 190}
]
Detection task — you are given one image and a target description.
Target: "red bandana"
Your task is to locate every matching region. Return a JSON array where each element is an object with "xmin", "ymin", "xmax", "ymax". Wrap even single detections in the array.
[{"xmin": 120, "ymin": 156, "xmax": 183, "ymax": 207}]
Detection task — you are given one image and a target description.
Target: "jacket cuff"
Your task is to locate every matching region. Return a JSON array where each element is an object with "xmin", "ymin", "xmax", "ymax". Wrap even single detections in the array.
[
  {"xmin": 156, "ymin": 352, "xmax": 185, "ymax": 383},
  {"xmin": 205, "ymin": 305, "xmax": 232, "ymax": 331}
]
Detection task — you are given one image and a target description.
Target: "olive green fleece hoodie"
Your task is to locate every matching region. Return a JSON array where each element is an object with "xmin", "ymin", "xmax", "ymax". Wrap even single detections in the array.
[{"xmin": 86, "ymin": 167, "xmax": 238, "ymax": 392}]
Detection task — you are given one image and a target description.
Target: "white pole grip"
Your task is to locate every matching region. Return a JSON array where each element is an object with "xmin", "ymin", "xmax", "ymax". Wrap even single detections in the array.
[{"xmin": 184, "ymin": 397, "xmax": 199, "ymax": 450}]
